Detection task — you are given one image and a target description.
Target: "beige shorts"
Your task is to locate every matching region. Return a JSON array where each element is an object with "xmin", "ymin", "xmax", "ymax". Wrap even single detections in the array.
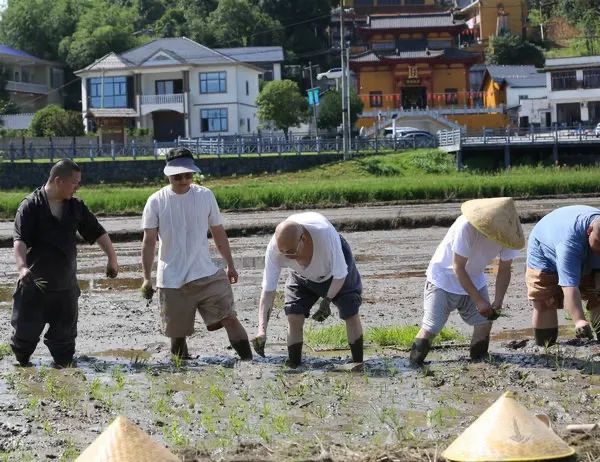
[
  {"xmin": 525, "ymin": 267, "xmax": 600, "ymax": 309},
  {"xmin": 158, "ymin": 270, "xmax": 236, "ymax": 337}
]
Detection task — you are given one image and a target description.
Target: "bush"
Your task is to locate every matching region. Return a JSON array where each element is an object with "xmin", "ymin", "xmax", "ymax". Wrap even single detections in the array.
[{"xmin": 30, "ymin": 105, "xmax": 84, "ymax": 137}]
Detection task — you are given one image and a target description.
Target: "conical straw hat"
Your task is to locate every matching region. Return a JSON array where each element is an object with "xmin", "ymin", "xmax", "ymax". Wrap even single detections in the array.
[
  {"xmin": 461, "ymin": 197, "xmax": 525, "ymax": 250},
  {"xmin": 442, "ymin": 391, "xmax": 574, "ymax": 462},
  {"xmin": 75, "ymin": 416, "xmax": 179, "ymax": 461}
]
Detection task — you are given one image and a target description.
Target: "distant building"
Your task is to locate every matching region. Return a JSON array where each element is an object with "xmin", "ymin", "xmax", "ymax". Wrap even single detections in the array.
[
  {"xmin": 75, "ymin": 38, "xmax": 283, "ymax": 143},
  {"xmin": 481, "ymin": 65, "xmax": 548, "ymax": 127},
  {"xmin": 544, "ymin": 56, "xmax": 600, "ymax": 126},
  {"xmin": 0, "ymin": 44, "xmax": 64, "ymax": 128}
]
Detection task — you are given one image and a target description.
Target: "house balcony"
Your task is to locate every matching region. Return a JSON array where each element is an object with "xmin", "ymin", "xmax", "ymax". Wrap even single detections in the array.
[
  {"xmin": 140, "ymin": 93, "xmax": 184, "ymax": 115},
  {"xmin": 6, "ymin": 81, "xmax": 49, "ymax": 95}
]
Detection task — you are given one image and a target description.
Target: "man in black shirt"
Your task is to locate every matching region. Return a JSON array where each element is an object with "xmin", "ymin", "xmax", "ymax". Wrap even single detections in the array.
[{"xmin": 12, "ymin": 159, "xmax": 119, "ymax": 367}]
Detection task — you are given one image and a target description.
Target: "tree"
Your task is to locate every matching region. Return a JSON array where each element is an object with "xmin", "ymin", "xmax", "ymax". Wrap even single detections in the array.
[
  {"xmin": 58, "ymin": 1, "xmax": 141, "ymax": 71},
  {"xmin": 30, "ymin": 105, "xmax": 84, "ymax": 137},
  {"xmin": 256, "ymin": 80, "xmax": 308, "ymax": 138},
  {"xmin": 486, "ymin": 34, "xmax": 545, "ymax": 68},
  {"xmin": 317, "ymin": 89, "xmax": 363, "ymax": 131},
  {"xmin": 205, "ymin": 0, "xmax": 283, "ymax": 47}
]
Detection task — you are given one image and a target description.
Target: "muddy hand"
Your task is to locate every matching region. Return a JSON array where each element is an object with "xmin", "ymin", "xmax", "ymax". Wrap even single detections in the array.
[
  {"xmin": 312, "ymin": 297, "xmax": 331, "ymax": 322},
  {"xmin": 575, "ymin": 324, "xmax": 594, "ymax": 340},
  {"xmin": 140, "ymin": 281, "xmax": 155, "ymax": 308},
  {"xmin": 488, "ymin": 307, "xmax": 502, "ymax": 321},
  {"xmin": 106, "ymin": 264, "xmax": 118, "ymax": 279},
  {"xmin": 252, "ymin": 335, "xmax": 266, "ymax": 357}
]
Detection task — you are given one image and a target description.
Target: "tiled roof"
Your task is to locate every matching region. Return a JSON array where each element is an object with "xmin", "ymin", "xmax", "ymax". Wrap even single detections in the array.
[
  {"xmin": 215, "ymin": 47, "xmax": 284, "ymax": 63},
  {"xmin": 486, "ymin": 65, "xmax": 545, "ymax": 88},
  {"xmin": 362, "ymin": 13, "xmax": 465, "ymax": 30},
  {"xmin": 122, "ymin": 37, "xmax": 236, "ymax": 66},
  {"xmin": 0, "ymin": 44, "xmax": 40, "ymax": 60},
  {"xmin": 350, "ymin": 47, "xmax": 478, "ymax": 63},
  {"xmin": 544, "ymin": 55, "xmax": 600, "ymax": 70}
]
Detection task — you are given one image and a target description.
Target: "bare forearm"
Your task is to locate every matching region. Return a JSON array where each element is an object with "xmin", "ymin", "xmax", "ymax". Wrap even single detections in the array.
[
  {"xmin": 493, "ymin": 262, "xmax": 512, "ymax": 306},
  {"xmin": 13, "ymin": 240, "xmax": 28, "ymax": 272},
  {"xmin": 563, "ymin": 288, "xmax": 586, "ymax": 323},
  {"xmin": 211, "ymin": 226, "xmax": 235, "ymax": 268},
  {"xmin": 96, "ymin": 233, "xmax": 117, "ymax": 262},
  {"xmin": 141, "ymin": 239, "xmax": 156, "ymax": 280},
  {"xmin": 455, "ymin": 267, "xmax": 485, "ymax": 303},
  {"xmin": 327, "ymin": 277, "xmax": 345, "ymax": 299},
  {"xmin": 258, "ymin": 290, "xmax": 276, "ymax": 333}
]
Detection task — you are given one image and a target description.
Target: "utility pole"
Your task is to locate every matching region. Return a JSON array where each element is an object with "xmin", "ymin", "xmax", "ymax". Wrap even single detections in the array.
[
  {"xmin": 346, "ymin": 46, "xmax": 352, "ymax": 156},
  {"xmin": 340, "ymin": 3, "xmax": 348, "ymax": 159},
  {"xmin": 306, "ymin": 61, "xmax": 319, "ymax": 137}
]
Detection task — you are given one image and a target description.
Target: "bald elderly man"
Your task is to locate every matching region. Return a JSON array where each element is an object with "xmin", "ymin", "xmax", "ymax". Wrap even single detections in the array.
[{"xmin": 254, "ymin": 212, "xmax": 363, "ymax": 367}]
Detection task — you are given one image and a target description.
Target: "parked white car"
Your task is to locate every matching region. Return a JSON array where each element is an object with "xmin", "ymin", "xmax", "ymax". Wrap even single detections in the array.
[
  {"xmin": 594, "ymin": 123, "xmax": 600, "ymax": 137},
  {"xmin": 383, "ymin": 126, "xmax": 422, "ymax": 138},
  {"xmin": 317, "ymin": 68, "xmax": 344, "ymax": 80}
]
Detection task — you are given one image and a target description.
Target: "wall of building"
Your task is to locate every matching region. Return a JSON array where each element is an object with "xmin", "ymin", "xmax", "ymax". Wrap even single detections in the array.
[
  {"xmin": 483, "ymin": 80, "xmax": 504, "ymax": 107},
  {"xmin": 506, "ymin": 86, "xmax": 547, "ymax": 108},
  {"xmin": 446, "ymin": 112, "xmax": 508, "ymax": 130},
  {"xmin": 0, "ymin": 155, "xmax": 345, "ymax": 189}
]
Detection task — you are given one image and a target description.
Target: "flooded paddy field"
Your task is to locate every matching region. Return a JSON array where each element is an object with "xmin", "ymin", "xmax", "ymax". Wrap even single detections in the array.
[{"xmin": 0, "ymin": 226, "xmax": 598, "ymax": 461}]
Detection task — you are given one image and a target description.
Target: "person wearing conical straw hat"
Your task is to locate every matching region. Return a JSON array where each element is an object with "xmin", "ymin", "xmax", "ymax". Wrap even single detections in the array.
[
  {"xmin": 409, "ymin": 197, "xmax": 524, "ymax": 365},
  {"xmin": 526, "ymin": 205, "xmax": 600, "ymax": 346}
]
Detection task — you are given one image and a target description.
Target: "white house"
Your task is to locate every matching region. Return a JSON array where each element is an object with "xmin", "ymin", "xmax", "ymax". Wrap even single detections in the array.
[
  {"xmin": 0, "ymin": 44, "xmax": 64, "ymax": 129},
  {"xmin": 545, "ymin": 55, "xmax": 600, "ymax": 126},
  {"xmin": 74, "ymin": 38, "xmax": 282, "ymax": 143},
  {"xmin": 481, "ymin": 65, "xmax": 549, "ymax": 127}
]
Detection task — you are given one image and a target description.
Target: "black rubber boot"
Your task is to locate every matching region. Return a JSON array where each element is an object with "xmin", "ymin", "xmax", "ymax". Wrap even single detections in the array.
[
  {"xmin": 409, "ymin": 338, "xmax": 430, "ymax": 366},
  {"xmin": 534, "ymin": 327, "xmax": 558, "ymax": 347},
  {"xmin": 231, "ymin": 339, "xmax": 253, "ymax": 361},
  {"xmin": 286, "ymin": 342, "xmax": 303, "ymax": 368},
  {"xmin": 170, "ymin": 337, "xmax": 190, "ymax": 359},
  {"xmin": 13, "ymin": 350, "xmax": 31, "ymax": 367},
  {"xmin": 349, "ymin": 335, "xmax": 364, "ymax": 363},
  {"xmin": 53, "ymin": 357, "xmax": 76, "ymax": 369},
  {"xmin": 470, "ymin": 337, "xmax": 490, "ymax": 361}
]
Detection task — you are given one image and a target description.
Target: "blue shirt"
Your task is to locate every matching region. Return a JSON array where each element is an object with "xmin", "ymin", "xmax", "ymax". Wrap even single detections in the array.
[{"xmin": 527, "ymin": 205, "xmax": 600, "ymax": 287}]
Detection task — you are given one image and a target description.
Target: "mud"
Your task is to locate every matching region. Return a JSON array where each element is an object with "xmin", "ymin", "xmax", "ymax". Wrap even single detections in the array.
[{"xmin": 0, "ymin": 225, "xmax": 598, "ymax": 461}]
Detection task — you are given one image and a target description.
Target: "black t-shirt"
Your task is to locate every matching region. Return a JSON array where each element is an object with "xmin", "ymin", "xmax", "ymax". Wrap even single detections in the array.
[{"xmin": 13, "ymin": 186, "xmax": 106, "ymax": 290}]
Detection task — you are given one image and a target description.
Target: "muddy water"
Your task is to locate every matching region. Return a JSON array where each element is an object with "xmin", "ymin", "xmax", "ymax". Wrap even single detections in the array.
[{"xmin": 0, "ymin": 227, "xmax": 598, "ymax": 461}]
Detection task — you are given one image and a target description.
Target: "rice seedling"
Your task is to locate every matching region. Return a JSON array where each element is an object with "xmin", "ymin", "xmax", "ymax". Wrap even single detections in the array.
[{"xmin": 0, "ymin": 343, "xmax": 11, "ymax": 361}]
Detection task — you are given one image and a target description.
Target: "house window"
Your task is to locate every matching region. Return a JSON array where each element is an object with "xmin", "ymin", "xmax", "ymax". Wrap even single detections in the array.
[
  {"xmin": 354, "ymin": 0, "xmax": 374, "ymax": 5},
  {"xmin": 200, "ymin": 108, "xmax": 228, "ymax": 132},
  {"xmin": 372, "ymin": 42, "xmax": 394, "ymax": 51},
  {"xmin": 369, "ymin": 91, "xmax": 383, "ymax": 107},
  {"xmin": 245, "ymin": 80, "xmax": 249, "ymax": 96},
  {"xmin": 155, "ymin": 79, "xmax": 183, "ymax": 94},
  {"xmin": 378, "ymin": 0, "xmax": 401, "ymax": 4},
  {"xmin": 405, "ymin": 0, "xmax": 425, "ymax": 4},
  {"xmin": 519, "ymin": 95, "xmax": 529, "ymax": 100},
  {"xmin": 445, "ymin": 88, "xmax": 458, "ymax": 104},
  {"xmin": 247, "ymin": 118, "xmax": 251, "ymax": 132},
  {"xmin": 583, "ymin": 68, "xmax": 600, "ymax": 89},
  {"xmin": 87, "ymin": 76, "xmax": 130, "ymax": 108},
  {"xmin": 200, "ymin": 72, "xmax": 227, "ymax": 93},
  {"xmin": 551, "ymin": 71, "xmax": 577, "ymax": 91},
  {"xmin": 51, "ymin": 69, "xmax": 64, "ymax": 88}
]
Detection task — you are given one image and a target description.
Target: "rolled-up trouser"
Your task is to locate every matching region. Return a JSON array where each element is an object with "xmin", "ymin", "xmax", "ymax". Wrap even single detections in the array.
[
  {"xmin": 284, "ymin": 235, "xmax": 362, "ymax": 320},
  {"xmin": 11, "ymin": 279, "xmax": 80, "ymax": 363}
]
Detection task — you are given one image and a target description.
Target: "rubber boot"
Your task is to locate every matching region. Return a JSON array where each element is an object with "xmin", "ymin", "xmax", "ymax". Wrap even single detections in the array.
[
  {"xmin": 170, "ymin": 337, "xmax": 190, "ymax": 359},
  {"xmin": 286, "ymin": 342, "xmax": 303, "ymax": 368},
  {"xmin": 409, "ymin": 338, "xmax": 430, "ymax": 366},
  {"xmin": 349, "ymin": 335, "xmax": 364, "ymax": 363},
  {"xmin": 53, "ymin": 357, "xmax": 76, "ymax": 369},
  {"xmin": 534, "ymin": 327, "xmax": 558, "ymax": 347},
  {"xmin": 230, "ymin": 339, "xmax": 253, "ymax": 360},
  {"xmin": 13, "ymin": 351, "xmax": 31, "ymax": 367},
  {"xmin": 470, "ymin": 336, "xmax": 490, "ymax": 361}
]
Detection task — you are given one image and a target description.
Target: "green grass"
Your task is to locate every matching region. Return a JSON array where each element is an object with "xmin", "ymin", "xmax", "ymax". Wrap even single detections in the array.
[
  {"xmin": 2, "ymin": 149, "xmax": 600, "ymax": 218},
  {"xmin": 0, "ymin": 343, "xmax": 11, "ymax": 360},
  {"xmin": 304, "ymin": 324, "xmax": 466, "ymax": 349}
]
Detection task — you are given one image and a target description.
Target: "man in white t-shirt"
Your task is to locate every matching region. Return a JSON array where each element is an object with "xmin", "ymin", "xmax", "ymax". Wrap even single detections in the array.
[
  {"xmin": 253, "ymin": 212, "xmax": 364, "ymax": 368},
  {"xmin": 409, "ymin": 197, "xmax": 524, "ymax": 365},
  {"xmin": 140, "ymin": 148, "xmax": 252, "ymax": 360}
]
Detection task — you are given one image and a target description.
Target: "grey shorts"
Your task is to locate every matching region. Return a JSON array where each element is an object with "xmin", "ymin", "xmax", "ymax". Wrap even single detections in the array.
[
  {"xmin": 284, "ymin": 235, "xmax": 362, "ymax": 320},
  {"xmin": 421, "ymin": 281, "xmax": 491, "ymax": 334}
]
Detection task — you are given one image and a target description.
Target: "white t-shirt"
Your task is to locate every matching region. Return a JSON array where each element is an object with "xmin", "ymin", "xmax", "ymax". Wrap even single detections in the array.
[
  {"xmin": 261, "ymin": 212, "xmax": 348, "ymax": 292},
  {"xmin": 141, "ymin": 184, "xmax": 223, "ymax": 288},
  {"xmin": 426, "ymin": 215, "xmax": 520, "ymax": 295}
]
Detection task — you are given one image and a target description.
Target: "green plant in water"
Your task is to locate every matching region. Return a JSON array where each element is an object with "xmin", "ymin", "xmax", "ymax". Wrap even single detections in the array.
[
  {"xmin": 111, "ymin": 366, "xmax": 126, "ymax": 391},
  {"xmin": 0, "ymin": 343, "xmax": 11, "ymax": 360},
  {"xmin": 271, "ymin": 414, "xmax": 290, "ymax": 434},
  {"xmin": 209, "ymin": 384, "xmax": 225, "ymax": 406},
  {"xmin": 165, "ymin": 420, "xmax": 189, "ymax": 448}
]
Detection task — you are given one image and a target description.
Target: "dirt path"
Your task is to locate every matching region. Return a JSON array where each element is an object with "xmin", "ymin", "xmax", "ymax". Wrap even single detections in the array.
[{"xmin": 0, "ymin": 209, "xmax": 598, "ymax": 461}]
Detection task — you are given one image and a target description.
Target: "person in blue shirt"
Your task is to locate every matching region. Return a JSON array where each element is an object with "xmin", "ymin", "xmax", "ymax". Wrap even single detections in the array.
[{"xmin": 526, "ymin": 205, "xmax": 600, "ymax": 346}]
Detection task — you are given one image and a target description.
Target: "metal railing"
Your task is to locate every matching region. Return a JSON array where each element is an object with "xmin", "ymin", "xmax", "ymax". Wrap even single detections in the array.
[
  {"xmin": 5, "ymin": 81, "xmax": 49, "ymax": 95},
  {"xmin": 140, "ymin": 94, "xmax": 184, "ymax": 105}
]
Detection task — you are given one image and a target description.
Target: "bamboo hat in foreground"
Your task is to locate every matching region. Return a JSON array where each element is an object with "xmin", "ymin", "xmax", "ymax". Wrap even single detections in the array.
[
  {"xmin": 461, "ymin": 197, "xmax": 525, "ymax": 250},
  {"xmin": 75, "ymin": 416, "xmax": 179, "ymax": 461},
  {"xmin": 442, "ymin": 391, "xmax": 574, "ymax": 462}
]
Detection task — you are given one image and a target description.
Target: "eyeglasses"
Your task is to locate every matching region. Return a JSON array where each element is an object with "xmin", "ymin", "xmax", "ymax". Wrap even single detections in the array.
[
  {"xmin": 172, "ymin": 173, "xmax": 194, "ymax": 181},
  {"xmin": 280, "ymin": 233, "xmax": 304, "ymax": 257}
]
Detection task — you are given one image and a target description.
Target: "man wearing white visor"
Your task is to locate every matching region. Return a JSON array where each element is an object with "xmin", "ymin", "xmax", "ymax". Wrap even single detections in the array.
[{"xmin": 140, "ymin": 148, "xmax": 252, "ymax": 360}]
